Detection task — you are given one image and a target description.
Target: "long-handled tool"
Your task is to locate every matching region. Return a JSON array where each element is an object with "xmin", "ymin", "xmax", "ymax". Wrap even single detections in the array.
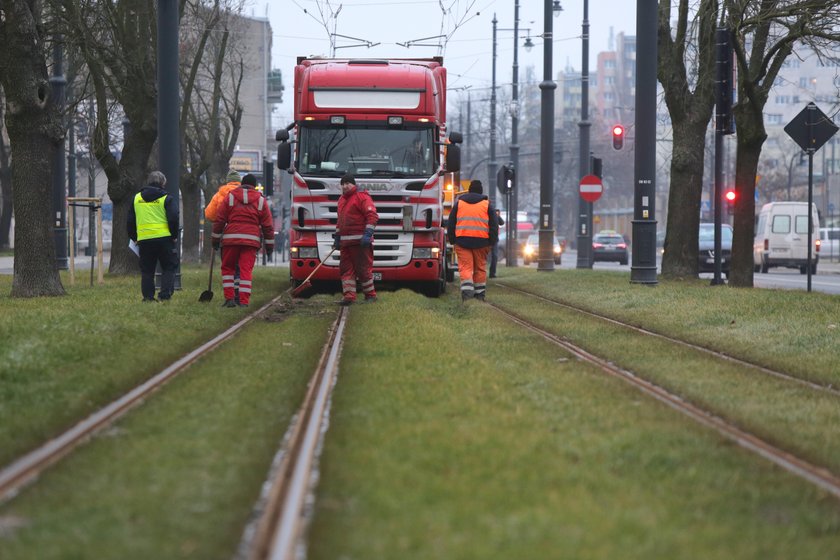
[
  {"xmin": 291, "ymin": 248, "xmax": 336, "ymax": 297},
  {"xmin": 199, "ymin": 247, "xmax": 216, "ymax": 302}
]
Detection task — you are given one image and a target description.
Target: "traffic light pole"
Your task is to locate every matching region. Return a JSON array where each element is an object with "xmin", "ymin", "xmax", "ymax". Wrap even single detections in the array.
[{"xmin": 712, "ymin": 27, "xmax": 733, "ymax": 286}]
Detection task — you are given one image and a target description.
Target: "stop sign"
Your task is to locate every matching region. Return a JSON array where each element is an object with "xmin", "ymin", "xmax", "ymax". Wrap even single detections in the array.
[{"xmin": 579, "ymin": 174, "xmax": 603, "ymax": 202}]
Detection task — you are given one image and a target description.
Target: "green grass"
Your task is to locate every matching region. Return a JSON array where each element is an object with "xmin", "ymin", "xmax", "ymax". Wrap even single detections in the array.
[
  {"xmin": 3, "ymin": 268, "xmax": 840, "ymax": 558},
  {"xmin": 306, "ymin": 289, "xmax": 840, "ymax": 559},
  {"xmin": 0, "ymin": 265, "xmax": 291, "ymax": 465},
  {"xmin": 0, "ymin": 299, "xmax": 336, "ymax": 560},
  {"xmin": 492, "ymin": 268, "xmax": 840, "ymax": 383}
]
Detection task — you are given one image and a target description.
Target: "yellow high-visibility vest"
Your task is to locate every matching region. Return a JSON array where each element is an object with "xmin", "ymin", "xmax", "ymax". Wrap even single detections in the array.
[{"xmin": 134, "ymin": 193, "xmax": 171, "ymax": 240}]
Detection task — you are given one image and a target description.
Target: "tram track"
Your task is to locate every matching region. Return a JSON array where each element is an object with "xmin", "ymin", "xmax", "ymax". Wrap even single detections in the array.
[
  {"xmin": 0, "ymin": 293, "xmax": 293, "ymax": 505},
  {"xmin": 487, "ymin": 297, "xmax": 840, "ymax": 500},
  {"xmin": 238, "ymin": 306, "xmax": 348, "ymax": 560},
  {"xmin": 496, "ymin": 282, "xmax": 840, "ymax": 398}
]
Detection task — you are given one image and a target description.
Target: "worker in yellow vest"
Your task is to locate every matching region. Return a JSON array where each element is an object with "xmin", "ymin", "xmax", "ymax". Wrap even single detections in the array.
[
  {"xmin": 446, "ymin": 180, "xmax": 499, "ymax": 301},
  {"xmin": 127, "ymin": 171, "xmax": 180, "ymax": 302}
]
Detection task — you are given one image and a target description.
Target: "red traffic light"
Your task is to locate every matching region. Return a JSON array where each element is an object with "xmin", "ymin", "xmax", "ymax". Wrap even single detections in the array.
[
  {"xmin": 724, "ymin": 189, "xmax": 736, "ymax": 203},
  {"xmin": 612, "ymin": 124, "xmax": 625, "ymax": 150}
]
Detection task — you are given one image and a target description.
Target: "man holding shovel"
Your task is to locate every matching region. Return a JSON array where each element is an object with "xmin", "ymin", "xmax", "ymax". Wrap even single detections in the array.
[{"xmin": 335, "ymin": 174, "xmax": 379, "ymax": 305}]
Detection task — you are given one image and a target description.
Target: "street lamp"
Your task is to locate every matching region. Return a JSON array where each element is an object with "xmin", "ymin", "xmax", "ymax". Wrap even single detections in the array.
[{"xmin": 538, "ymin": 0, "xmax": 560, "ymax": 270}]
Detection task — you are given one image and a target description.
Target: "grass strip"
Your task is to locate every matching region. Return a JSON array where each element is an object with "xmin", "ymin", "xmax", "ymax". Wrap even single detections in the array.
[
  {"xmin": 0, "ymin": 265, "xmax": 290, "ymax": 466},
  {"xmin": 306, "ymin": 289, "xmax": 840, "ymax": 560},
  {"xmin": 494, "ymin": 268, "xmax": 840, "ymax": 384},
  {"xmin": 491, "ymin": 284, "xmax": 840, "ymax": 474},
  {"xmin": 0, "ymin": 297, "xmax": 336, "ymax": 559}
]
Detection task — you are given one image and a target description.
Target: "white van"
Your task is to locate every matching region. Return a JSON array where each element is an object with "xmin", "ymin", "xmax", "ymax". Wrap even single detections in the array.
[{"xmin": 754, "ymin": 202, "xmax": 820, "ymax": 274}]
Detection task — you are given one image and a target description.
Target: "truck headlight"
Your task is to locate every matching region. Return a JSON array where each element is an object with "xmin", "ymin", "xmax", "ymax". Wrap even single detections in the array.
[
  {"xmin": 412, "ymin": 248, "xmax": 433, "ymax": 259},
  {"xmin": 297, "ymin": 247, "xmax": 318, "ymax": 258}
]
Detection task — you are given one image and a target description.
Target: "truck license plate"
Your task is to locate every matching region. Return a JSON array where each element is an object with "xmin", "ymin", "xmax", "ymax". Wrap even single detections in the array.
[{"xmin": 373, "ymin": 272, "xmax": 382, "ymax": 281}]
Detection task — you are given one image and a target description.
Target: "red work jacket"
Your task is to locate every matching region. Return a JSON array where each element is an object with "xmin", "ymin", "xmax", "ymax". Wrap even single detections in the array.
[
  {"xmin": 336, "ymin": 185, "xmax": 378, "ymax": 246},
  {"xmin": 212, "ymin": 186, "xmax": 275, "ymax": 249}
]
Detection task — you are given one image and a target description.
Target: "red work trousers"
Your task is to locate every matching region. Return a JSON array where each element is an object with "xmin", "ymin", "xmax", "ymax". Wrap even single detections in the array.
[
  {"xmin": 221, "ymin": 244, "xmax": 257, "ymax": 305},
  {"xmin": 339, "ymin": 244, "xmax": 376, "ymax": 302}
]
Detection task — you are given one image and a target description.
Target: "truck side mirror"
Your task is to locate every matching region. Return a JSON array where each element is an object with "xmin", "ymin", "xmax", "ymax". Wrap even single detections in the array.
[
  {"xmin": 445, "ymin": 144, "xmax": 461, "ymax": 173},
  {"xmin": 277, "ymin": 143, "xmax": 291, "ymax": 171},
  {"xmin": 448, "ymin": 131, "xmax": 463, "ymax": 144},
  {"xmin": 275, "ymin": 129, "xmax": 290, "ymax": 142}
]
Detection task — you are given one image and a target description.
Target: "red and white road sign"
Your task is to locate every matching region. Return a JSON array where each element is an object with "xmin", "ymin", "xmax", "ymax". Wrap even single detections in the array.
[{"xmin": 579, "ymin": 174, "xmax": 603, "ymax": 202}]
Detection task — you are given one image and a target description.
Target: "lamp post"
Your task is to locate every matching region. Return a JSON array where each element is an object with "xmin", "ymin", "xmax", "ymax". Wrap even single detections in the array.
[
  {"xmin": 489, "ymin": 15, "xmax": 498, "ymax": 210},
  {"xmin": 576, "ymin": 0, "xmax": 592, "ymax": 268},
  {"xmin": 50, "ymin": 38, "xmax": 68, "ymax": 270},
  {"xmin": 538, "ymin": 0, "xmax": 561, "ymax": 269}
]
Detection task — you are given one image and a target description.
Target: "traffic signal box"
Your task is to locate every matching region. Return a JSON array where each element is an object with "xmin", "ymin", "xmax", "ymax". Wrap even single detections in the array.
[
  {"xmin": 497, "ymin": 165, "xmax": 515, "ymax": 194},
  {"xmin": 612, "ymin": 125, "xmax": 625, "ymax": 150}
]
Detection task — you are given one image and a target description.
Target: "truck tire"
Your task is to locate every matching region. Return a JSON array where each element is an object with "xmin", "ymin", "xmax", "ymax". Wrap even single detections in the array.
[{"xmin": 760, "ymin": 258, "xmax": 769, "ymax": 274}]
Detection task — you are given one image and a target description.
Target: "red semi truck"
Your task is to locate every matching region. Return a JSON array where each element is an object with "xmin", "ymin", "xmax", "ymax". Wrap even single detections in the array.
[{"xmin": 275, "ymin": 57, "xmax": 462, "ymax": 296}]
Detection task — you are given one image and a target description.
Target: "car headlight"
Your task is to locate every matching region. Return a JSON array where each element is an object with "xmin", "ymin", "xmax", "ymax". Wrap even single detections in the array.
[
  {"xmin": 524, "ymin": 245, "xmax": 535, "ymax": 256},
  {"xmin": 412, "ymin": 248, "xmax": 433, "ymax": 259},
  {"xmin": 554, "ymin": 246, "xmax": 562, "ymax": 254},
  {"xmin": 297, "ymin": 247, "xmax": 318, "ymax": 258}
]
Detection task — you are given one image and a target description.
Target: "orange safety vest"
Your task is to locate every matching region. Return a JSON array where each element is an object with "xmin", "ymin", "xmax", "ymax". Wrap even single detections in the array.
[{"xmin": 455, "ymin": 199, "xmax": 490, "ymax": 239}]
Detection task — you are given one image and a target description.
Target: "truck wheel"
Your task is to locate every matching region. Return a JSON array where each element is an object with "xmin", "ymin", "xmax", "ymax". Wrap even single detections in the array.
[
  {"xmin": 760, "ymin": 258, "xmax": 769, "ymax": 274},
  {"xmin": 799, "ymin": 265, "xmax": 807, "ymax": 274}
]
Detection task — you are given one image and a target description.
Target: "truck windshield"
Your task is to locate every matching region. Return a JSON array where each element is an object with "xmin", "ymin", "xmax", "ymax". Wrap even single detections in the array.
[{"xmin": 297, "ymin": 126, "xmax": 436, "ymax": 178}]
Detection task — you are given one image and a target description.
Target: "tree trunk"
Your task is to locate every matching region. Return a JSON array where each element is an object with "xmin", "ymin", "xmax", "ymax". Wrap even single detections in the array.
[
  {"xmin": 729, "ymin": 106, "xmax": 766, "ymax": 287},
  {"xmin": 0, "ymin": 141, "xmax": 11, "ymax": 250},
  {"xmin": 181, "ymin": 174, "xmax": 202, "ymax": 264},
  {"xmin": 0, "ymin": 1, "xmax": 65, "ymax": 297},
  {"xmin": 661, "ymin": 121, "xmax": 709, "ymax": 278}
]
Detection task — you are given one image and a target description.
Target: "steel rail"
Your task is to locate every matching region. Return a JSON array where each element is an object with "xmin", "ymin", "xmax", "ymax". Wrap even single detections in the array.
[
  {"xmin": 496, "ymin": 282, "xmax": 840, "ymax": 398},
  {"xmin": 0, "ymin": 294, "xmax": 288, "ymax": 504},
  {"xmin": 488, "ymin": 301, "xmax": 840, "ymax": 500},
  {"xmin": 241, "ymin": 306, "xmax": 348, "ymax": 560}
]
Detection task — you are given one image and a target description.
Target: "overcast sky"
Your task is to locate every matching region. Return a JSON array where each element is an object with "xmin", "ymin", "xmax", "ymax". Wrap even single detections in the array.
[{"xmin": 254, "ymin": 0, "xmax": 637, "ymax": 128}]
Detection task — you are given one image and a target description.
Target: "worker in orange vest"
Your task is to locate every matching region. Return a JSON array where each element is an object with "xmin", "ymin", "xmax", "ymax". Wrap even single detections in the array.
[
  {"xmin": 446, "ymin": 180, "xmax": 499, "ymax": 301},
  {"xmin": 206, "ymin": 170, "xmax": 242, "ymax": 301}
]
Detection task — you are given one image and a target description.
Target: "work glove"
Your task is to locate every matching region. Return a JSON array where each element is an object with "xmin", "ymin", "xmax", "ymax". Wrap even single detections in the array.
[
  {"xmin": 212, "ymin": 240, "xmax": 220, "ymax": 250},
  {"xmin": 333, "ymin": 234, "xmax": 341, "ymax": 250},
  {"xmin": 360, "ymin": 226, "xmax": 374, "ymax": 248}
]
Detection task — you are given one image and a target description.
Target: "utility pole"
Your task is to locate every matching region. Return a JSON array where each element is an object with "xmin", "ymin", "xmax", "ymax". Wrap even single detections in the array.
[
  {"xmin": 537, "ymin": 0, "xmax": 557, "ymax": 271},
  {"xmin": 576, "ymin": 0, "xmax": 592, "ymax": 268},
  {"xmin": 630, "ymin": 0, "xmax": 658, "ymax": 284},
  {"xmin": 508, "ymin": 0, "xmax": 521, "ymax": 267},
  {"xmin": 50, "ymin": 38, "xmax": 68, "ymax": 270},
  {"xmin": 158, "ymin": 0, "xmax": 181, "ymax": 287},
  {"xmin": 489, "ymin": 15, "xmax": 498, "ymax": 209}
]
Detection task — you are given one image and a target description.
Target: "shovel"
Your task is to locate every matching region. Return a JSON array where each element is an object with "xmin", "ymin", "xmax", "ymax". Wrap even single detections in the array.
[
  {"xmin": 199, "ymin": 247, "xmax": 216, "ymax": 302},
  {"xmin": 291, "ymin": 248, "xmax": 336, "ymax": 298}
]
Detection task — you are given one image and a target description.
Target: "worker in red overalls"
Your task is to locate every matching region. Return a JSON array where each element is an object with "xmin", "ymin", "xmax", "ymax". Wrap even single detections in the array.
[
  {"xmin": 334, "ymin": 174, "xmax": 379, "ymax": 305},
  {"xmin": 211, "ymin": 174, "xmax": 275, "ymax": 307}
]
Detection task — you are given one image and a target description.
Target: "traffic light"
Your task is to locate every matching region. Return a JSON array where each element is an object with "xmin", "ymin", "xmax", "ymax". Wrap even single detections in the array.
[
  {"xmin": 497, "ymin": 164, "xmax": 515, "ymax": 194},
  {"xmin": 724, "ymin": 189, "xmax": 736, "ymax": 204},
  {"xmin": 611, "ymin": 125, "xmax": 625, "ymax": 150}
]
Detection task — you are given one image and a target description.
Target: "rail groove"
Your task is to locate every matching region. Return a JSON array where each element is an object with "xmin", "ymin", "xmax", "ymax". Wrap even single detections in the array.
[
  {"xmin": 0, "ymin": 294, "xmax": 288, "ymax": 505},
  {"xmin": 488, "ymin": 300, "xmax": 840, "ymax": 500},
  {"xmin": 496, "ymin": 282, "xmax": 840, "ymax": 398},
  {"xmin": 241, "ymin": 306, "xmax": 348, "ymax": 560}
]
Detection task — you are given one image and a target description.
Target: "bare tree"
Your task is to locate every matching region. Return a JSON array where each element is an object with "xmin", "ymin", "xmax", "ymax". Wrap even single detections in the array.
[
  {"xmin": 0, "ymin": 1, "xmax": 66, "ymax": 297},
  {"xmin": 56, "ymin": 0, "xmax": 160, "ymax": 275},
  {"xmin": 726, "ymin": 0, "xmax": 840, "ymax": 286},
  {"xmin": 179, "ymin": 0, "xmax": 245, "ymax": 263},
  {"xmin": 657, "ymin": 0, "xmax": 720, "ymax": 279}
]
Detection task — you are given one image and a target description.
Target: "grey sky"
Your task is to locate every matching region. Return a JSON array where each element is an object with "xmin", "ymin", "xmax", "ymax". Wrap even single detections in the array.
[{"xmin": 259, "ymin": 0, "xmax": 637, "ymax": 128}]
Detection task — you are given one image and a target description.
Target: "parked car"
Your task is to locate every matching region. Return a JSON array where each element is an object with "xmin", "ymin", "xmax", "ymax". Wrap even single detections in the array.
[
  {"xmin": 820, "ymin": 227, "xmax": 840, "ymax": 261},
  {"xmin": 522, "ymin": 233, "xmax": 562, "ymax": 265},
  {"xmin": 698, "ymin": 223, "xmax": 733, "ymax": 276},
  {"xmin": 592, "ymin": 231, "xmax": 629, "ymax": 265}
]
